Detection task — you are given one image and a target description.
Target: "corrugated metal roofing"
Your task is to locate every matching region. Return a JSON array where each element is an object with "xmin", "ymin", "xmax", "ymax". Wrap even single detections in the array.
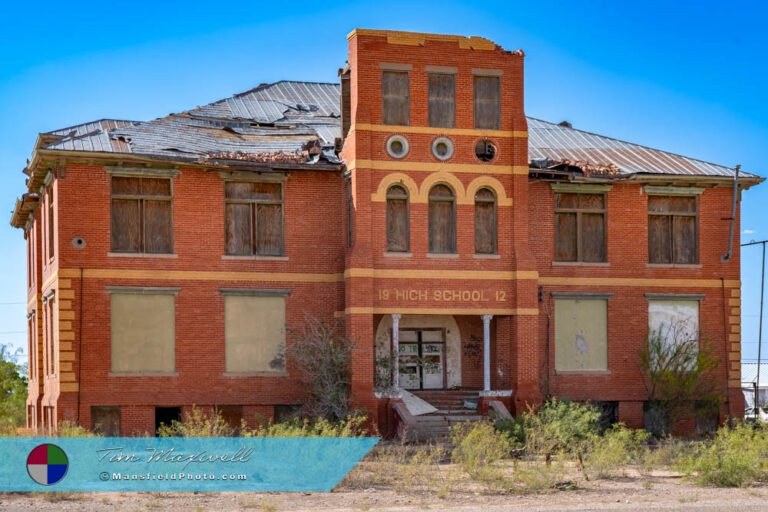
[{"xmin": 38, "ymin": 81, "xmax": 758, "ymax": 179}]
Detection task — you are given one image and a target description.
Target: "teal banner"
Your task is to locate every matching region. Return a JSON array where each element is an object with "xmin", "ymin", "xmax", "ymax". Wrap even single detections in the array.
[{"xmin": 0, "ymin": 437, "xmax": 379, "ymax": 492}]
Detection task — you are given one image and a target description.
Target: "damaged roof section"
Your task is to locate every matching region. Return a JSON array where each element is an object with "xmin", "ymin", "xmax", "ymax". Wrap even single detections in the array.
[{"xmin": 528, "ymin": 117, "xmax": 755, "ymax": 180}]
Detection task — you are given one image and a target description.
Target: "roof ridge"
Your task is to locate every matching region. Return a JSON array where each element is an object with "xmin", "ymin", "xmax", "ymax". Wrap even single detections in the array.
[{"xmin": 527, "ymin": 116, "xmax": 752, "ymax": 176}]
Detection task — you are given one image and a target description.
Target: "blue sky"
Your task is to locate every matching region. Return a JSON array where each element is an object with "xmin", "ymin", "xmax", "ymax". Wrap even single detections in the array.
[{"xmin": 0, "ymin": 0, "xmax": 766, "ymax": 363}]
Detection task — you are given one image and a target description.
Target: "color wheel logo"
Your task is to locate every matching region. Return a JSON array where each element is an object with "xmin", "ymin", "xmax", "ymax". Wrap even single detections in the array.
[{"xmin": 26, "ymin": 444, "xmax": 69, "ymax": 485}]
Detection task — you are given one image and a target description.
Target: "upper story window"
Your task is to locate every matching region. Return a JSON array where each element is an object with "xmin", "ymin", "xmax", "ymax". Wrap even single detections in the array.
[
  {"xmin": 648, "ymin": 195, "xmax": 698, "ymax": 264},
  {"xmin": 428, "ymin": 184, "xmax": 456, "ymax": 254},
  {"xmin": 473, "ymin": 75, "xmax": 501, "ymax": 130},
  {"xmin": 111, "ymin": 176, "xmax": 173, "ymax": 254},
  {"xmin": 386, "ymin": 185, "xmax": 409, "ymax": 252},
  {"xmin": 46, "ymin": 188, "xmax": 54, "ymax": 261},
  {"xmin": 474, "ymin": 188, "xmax": 497, "ymax": 254},
  {"xmin": 554, "ymin": 192, "xmax": 606, "ymax": 262},
  {"xmin": 428, "ymin": 73, "xmax": 455, "ymax": 128},
  {"xmin": 225, "ymin": 182, "xmax": 284, "ymax": 256},
  {"xmin": 382, "ymin": 70, "xmax": 409, "ymax": 126}
]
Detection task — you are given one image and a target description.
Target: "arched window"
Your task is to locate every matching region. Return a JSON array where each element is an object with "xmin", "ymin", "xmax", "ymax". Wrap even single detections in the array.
[
  {"xmin": 386, "ymin": 185, "xmax": 409, "ymax": 252},
  {"xmin": 428, "ymin": 184, "xmax": 456, "ymax": 253},
  {"xmin": 474, "ymin": 188, "xmax": 497, "ymax": 254}
]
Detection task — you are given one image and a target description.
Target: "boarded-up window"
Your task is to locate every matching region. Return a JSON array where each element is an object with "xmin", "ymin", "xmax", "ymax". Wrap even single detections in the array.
[
  {"xmin": 554, "ymin": 193, "xmax": 606, "ymax": 262},
  {"xmin": 47, "ymin": 187, "xmax": 54, "ymax": 260},
  {"xmin": 110, "ymin": 292, "xmax": 175, "ymax": 373},
  {"xmin": 555, "ymin": 298, "xmax": 608, "ymax": 372},
  {"xmin": 475, "ymin": 188, "xmax": 497, "ymax": 254},
  {"xmin": 111, "ymin": 176, "xmax": 173, "ymax": 254},
  {"xmin": 225, "ymin": 182, "xmax": 284, "ymax": 256},
  {"xmin": 648, "ymin": 299, "xmax": 700, "ymax": 354},
  {"xmin": 382, "ymin": 71, "xmax": 409, "ymax": 126},
  {"xmin": 428, "ymin": 185, "xmax": 456, "ymax": 254},
  {"xmin": 428, "ymin": 73, "xmax": 455, "ymax": 128},
  {"xmin": 92, "ymin": 406, "xmax": 120, "ymax": 436},
  {"xmin": 386, "ymin": 185, "xmax": 409, "ymax": 252},
  {"xmin": 224, "ymin": 294, "xmax": 286, "ymax": 373},
  {"xmin": 474, "ymin": 75, "xmax": 500, "ymax": 129},
  {"xmin": 648, "ymin": 195, "xmax": 698, "ymax": 264}
]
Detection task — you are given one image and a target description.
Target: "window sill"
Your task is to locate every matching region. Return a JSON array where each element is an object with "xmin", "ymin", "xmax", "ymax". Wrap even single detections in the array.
[
  {"xmin": 109, "ymin": 372, "xmax": 179, "ymax": 377},
  {"xmin": 108, "ymin": 252, "xmax": 178, "ymax": 259},
  {"xmin": 647, "ymin": 263, "xmax": 702, "ymax": 269},
  {"xmin": 427, "ymin": 253, "xmax": 459, "ymax": 259},
  {"xmin": 223, "ymin": 371, "xmax": 289, "ymax": 378},
  {"xmin": 383, "ymin": 251, "xmax": 412, "ymax": 258},
  {"xmin": 473, "ymin": 254, "xmax": 501, "ymax": 259},
  {"xmin": 222, "ymin": 255, "xmax": 289, "ymax": 261},
  {"xmin": 552, "ymin": 261, "xmax": 610, "ymax": 267},
  {"xmin": 554, "ymin": 370, "xmax": 611, "ymax": 376}
]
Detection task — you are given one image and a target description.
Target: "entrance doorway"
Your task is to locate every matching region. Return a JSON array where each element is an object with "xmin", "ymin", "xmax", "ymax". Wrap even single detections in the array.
[{"xmin": 396, "ymin": 328, "xmax": 446, "ymax": 390}]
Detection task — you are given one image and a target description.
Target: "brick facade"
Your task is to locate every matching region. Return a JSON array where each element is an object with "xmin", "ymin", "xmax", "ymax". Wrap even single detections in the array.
[{"xmin": 16, "ymin": 29, "xmax": 751, "ymax": 435}]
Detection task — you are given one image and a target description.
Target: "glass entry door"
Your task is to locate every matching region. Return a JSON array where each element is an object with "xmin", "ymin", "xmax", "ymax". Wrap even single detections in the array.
[{"xmin": 396, "ymin": 328, "xmax": 446, "ymax": 390}]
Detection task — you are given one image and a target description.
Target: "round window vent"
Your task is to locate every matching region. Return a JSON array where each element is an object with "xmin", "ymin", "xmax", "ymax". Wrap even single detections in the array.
[
  {"xmin": 431, "ymin": 137, "xmax": 454, "ymax": 161},
  {"xmin": 475, "ymin": 139, "xmax": 497, "ymax": 162},
  {"xmin": 71, "ymin": 237, "xmax": 86, "ymax": 249},
  {"xmin": 386, "ymin": 135, "xmax": 409, "ymax": 159}
]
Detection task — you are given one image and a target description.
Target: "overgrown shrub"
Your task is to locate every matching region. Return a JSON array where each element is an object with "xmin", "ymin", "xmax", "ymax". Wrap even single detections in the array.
[
  {"xmin": 586, "ymin": 424, "xmax": 649, "ymax": 478},
  {"xmin": 676, "ymin": 422, "xmax": 768, "ymax": 487},
  {"xmin": 245, "ymin": 415, "xmax": 367, "ymax": 437},
  {"xmin": 56, "ymin": 421, "xmax": 100, "ymax": 437},
  {"xmin": 451, "ymin": 420, "xmax": 512, "ymax": 490},
  {"xmin": 157, "ymin": 406, "xmax": 237, "ymax": 437}
]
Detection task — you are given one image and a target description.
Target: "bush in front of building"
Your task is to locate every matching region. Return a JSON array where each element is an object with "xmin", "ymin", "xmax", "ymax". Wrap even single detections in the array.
[
  {"xmin": 157, "ymin": 406, "xmax": 238, "ymax": 437},
  {"xmin": 450, "ymin": 420, "xmax": 512, "ymax": 489},
  {"xmin": 245, "ymin": 415, "xmax": 368, "ymax": 437}
]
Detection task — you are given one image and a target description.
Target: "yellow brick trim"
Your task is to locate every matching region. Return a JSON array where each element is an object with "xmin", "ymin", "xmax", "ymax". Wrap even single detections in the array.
[
  {"xmin": 348, "ymin": 29, "xmax": 500, "ymax": 51},
  {"xmin": 728, "ymin": 379, "xmax": 741, "ymax": 388},
  {"xmin": 60, "ymin": 383, "xmax": 79, "ymax": 392},
  {"xmin": 59, "ymin": 342, "xmax": 72, "ymax": 351},
  {"xmin": 344, "ymin": 268, "xmax": 539, "ymax": 280},
  {"xmin": 730, "ymin": 361, "xmax": 740, "ymax": 371},
  {"xmin": 58, "ymin": 290, "xmax": 75, "ymax": 300},
  {"xmin": 348, "ymin": 158, "xmax": 529, "ymax": 175},
  {"xmin": 60, "ymin": 352, "xmax": 75, "ymax": 361},
  {"xmin": 370, "ymin": 173, "xmax": 513, "ymax": 206},
  {"xmin": 539, "ymin": 277, "xmax": 740, "ymax": 288},
  {"xmin": 731, "ymin": 288, "xmax": 741, "ymax": 298},
  {"xmin": 59, "ymin": 310, "xmax": 75, "ymax": 321},
  {"xmin": 59, "ymin": 372, "xmax": 76, "ymax": 382},
  {"xmin": 58, "ymin": 268, "xmax": 343, "ymax": 283},
  {"xmin": 345, "ymin": 306, "xmax": 538, "ymax": 316},
  {"xmin": 58, "ymin": 279, "xmax": 72, "ymax": 290},
  {"xmin": 464, "ymin": 176, "xmax": 513, "ymax": 206},
  {"xmin": 59, "ymin": 362, "xmax": 72, "ymax": 372},
  {"xmin": 729, "ymin": 315, "xmax": 740, "ymax": 324},
  {"xmin": 59, "ymin": 321, "xmax": 72, "ymax": 331},
  {"xmin": 729, "ymin": 352, "xmax": 740, "ymax": 361},
  {"xmin": 731, "ymin": 325, "xmax": 741, "ymax": 334},
  {"xmin": 729, "ymin": 298, "xmax": 741, "ymax": 307},
  {"xmin": 731, "ymin": 308, "xmax": 741, "ymax": 316},
  {"xmin": 59, "ymin": 331, "xmax": 75, "ymax": 341},
  {"xmin": 729, "ymin": 334, "xmax": 741, "ymax": 342},
  {"xmin": 416, "ymin": 171, "xmax": 466, "ymax": 202},
  {"xmin": 370, "ymin": 172, "xmax": 420, "ymax": 202},
  {"xmin": 58, "ymin": 300, "xmax": 72, "ymax": 311},
  {"xmin": 731, "ymin": 343, "xmax": 741, "ymax": 352}
]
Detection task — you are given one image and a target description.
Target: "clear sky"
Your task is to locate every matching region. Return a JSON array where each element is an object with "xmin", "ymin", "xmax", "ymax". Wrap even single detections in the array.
[{"xmin": 0, "ymin": 1, "xmax": 766, "ymax": 363}]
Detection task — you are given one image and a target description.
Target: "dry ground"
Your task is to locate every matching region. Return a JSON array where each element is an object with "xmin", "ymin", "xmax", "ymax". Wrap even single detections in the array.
[{"xmin": 2, "ymin": 470, "xmax": 768, "ymax": 511}]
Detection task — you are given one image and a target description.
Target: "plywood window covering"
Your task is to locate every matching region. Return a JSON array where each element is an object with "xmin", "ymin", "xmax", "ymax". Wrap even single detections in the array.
[
  {"xmin": 474, "ymin": 187, "xmax": 497, "ymax": 254},
  {"xmin": 428, "ymin": 184, "xmax": 456, "ymax": 254},
  {"xmin": 648, "ymin": 196, "xmax": 698, "ymax": 264},
  {"xmin": 382, "ymin": 71, "xmax": 409, "ymax": 126},
  {"xmin": 428, "ymin": 73, "xmax": 456, "ymax": 128},
  {"xmin": 386, "ymin": 185, "xmax": 409, "ymax": 252},
  {"xmin": 554, "ymin": 193, "xmax": 606, "ymax": 262},
  {"xmin": 47, "ymin": 187, "xmax": 54, "ymax": 260},
  {"xmin": 224, "ymin": 295, "xmax": 286, "ymax": 373},
  {"xmin": 111, "ymin": 176, "xmax": 173, "ymax": 254},
  {"xmin": 555, "ymin": 298, "xmax": 608, "ymax": 372},
  {"xmin": 473, "ymin": 75, "xmax": 501, "ymax": 130},
  {"xmin": 110, "ymin": 293, "xmax": 175, "ymax": 373},
  {"xmin": 224, "ymin": 182, "xmax": 284, "ymax": 256}
]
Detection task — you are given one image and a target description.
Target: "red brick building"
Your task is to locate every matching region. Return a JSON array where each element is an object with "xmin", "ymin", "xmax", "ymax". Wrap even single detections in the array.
[{"xmin": 10, "ymin": 29, "xmax": 763, "ymax": 435}]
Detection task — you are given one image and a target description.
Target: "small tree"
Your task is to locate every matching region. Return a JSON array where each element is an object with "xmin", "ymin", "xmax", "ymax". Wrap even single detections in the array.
[
  {"xmin": 639, "ymin": 324, "xmax": 721, "ymax": 437},
  {"xmin": 0, "ymin": 344, "xmax": 28, "ymax": 432},
  {"xmin": 288, "ymin": 316, "xmax": 354, "ymax": 421}
]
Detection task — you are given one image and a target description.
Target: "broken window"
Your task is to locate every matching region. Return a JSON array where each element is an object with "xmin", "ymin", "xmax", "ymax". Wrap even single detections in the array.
[
  {"xmin": 428, "ymin": 184, "xmax": 456, "ymax": 254},
  {"xmin": 428, "ymin": 73, "xmax": 455, "ymax": 128},
  {"xmin": 473, "ymin": 75, "xmax": 501, "ymax": 130},
  {"xmin": 224, "ymin": 293, "xmax": 286, "ymax": 373},
  {"xmin": 648, "ymin": 195, "xmax": 698, "ymax": 264},
  {"xmin": 554, "ymin": 297, "xmax": 608, "ymax": 372},
  {"xmin": 554, "ymin": 192, "xmax": 606, "ymax": 262},
  {"xmin": 111, "ymin": 176, "xmax": 173, "ymax": 254},
  {"xmin": 225, "ymin": 181, "xmax": 284, "ymax": 256},
  {"xmin": 382, "ymin": 71, "xmax": 409, "ymax": 126},
  {"xmin": 386, "ymin": 185, "xmax": 409, "ymax": 252},
  {"xmin": 474, "ymin": 188, "xmax": 497, "ymax": 254},
  {"xmin": 110, "ymin": 291, "xmax": 176, "ymax": 373}
]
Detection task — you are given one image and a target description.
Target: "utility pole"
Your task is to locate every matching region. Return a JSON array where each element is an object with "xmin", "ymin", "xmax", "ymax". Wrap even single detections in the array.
[{"xmin": 743, "ymin": 239, "xmax": 767, "ymax": 411}]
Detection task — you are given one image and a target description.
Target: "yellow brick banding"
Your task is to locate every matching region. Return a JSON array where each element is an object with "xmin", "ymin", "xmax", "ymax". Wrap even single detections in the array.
[
  {"xmin": 58, "ymin": 321, "xmax": 72, "ymax": 331},
  {"xmin": 59, "ymin": 362, "xmax": 72, "ymax": 372},
  {"xmin": 58, "ymin": 290, "xmax": 75, "ymax": 299},
  {"xmin": 731, "ymin": 288, "xmax": 741, "ymax": 298},
  {"xmin": 729, "ymin": 315, "xmax": 740, "ymax": 324},
  {"xmin": 59, "ymin": 352, "xmax": 75, "ymax": 361},
  {"xmin": 60, "ymin": 383, "xmax": 79, "ymax": 392},
  {"xmin": 729, "ymin": 298, "xmax": 741, "ymax": 307},
  {"xmin": 59, "ymin": 331, "xmax": 75, "ymax": 341},
  {"xmin": 59, "ymin": 310, "xmax": 75, "ymax": 321},
  {"xmin": 58, "ymin": 279, "xmax": 72, "ymax": 289},
  {"xmin": 58, "ymin": 300, "xmax": 72, "ymax": 310},
  {"xmin": 731, "ymin": 325, "xmax": 741, "ymax": 334},
  {"xmin": 59, "ymin": 342, "xmax": 72, "ymax": 351}
]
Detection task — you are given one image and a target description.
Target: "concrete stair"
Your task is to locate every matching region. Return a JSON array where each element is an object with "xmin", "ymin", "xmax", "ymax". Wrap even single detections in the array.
[{"xmin": 394, "ymin": 390, "xmax": 484, "ymax": 441}]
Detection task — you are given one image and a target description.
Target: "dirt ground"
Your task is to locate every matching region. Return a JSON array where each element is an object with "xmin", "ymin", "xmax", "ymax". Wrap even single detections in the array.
[{"xmin": 2, "ymin": 473, "xmax": 768, "ymax": 512}]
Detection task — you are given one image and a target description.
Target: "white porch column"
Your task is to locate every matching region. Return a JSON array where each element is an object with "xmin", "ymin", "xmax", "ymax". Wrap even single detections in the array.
[
  {"xmin": 482, "ymin": 314, "xmax": 493, "ymax": 392},
  {"xmin": 391, "ymin": 313, "xmax": 401, "ymax": 389}
]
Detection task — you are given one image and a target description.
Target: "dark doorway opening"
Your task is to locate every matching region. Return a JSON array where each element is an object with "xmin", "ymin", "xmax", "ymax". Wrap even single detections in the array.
[{"xmin": 155, "ymin": 406, "xmax": 182, "ymax": 435}]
